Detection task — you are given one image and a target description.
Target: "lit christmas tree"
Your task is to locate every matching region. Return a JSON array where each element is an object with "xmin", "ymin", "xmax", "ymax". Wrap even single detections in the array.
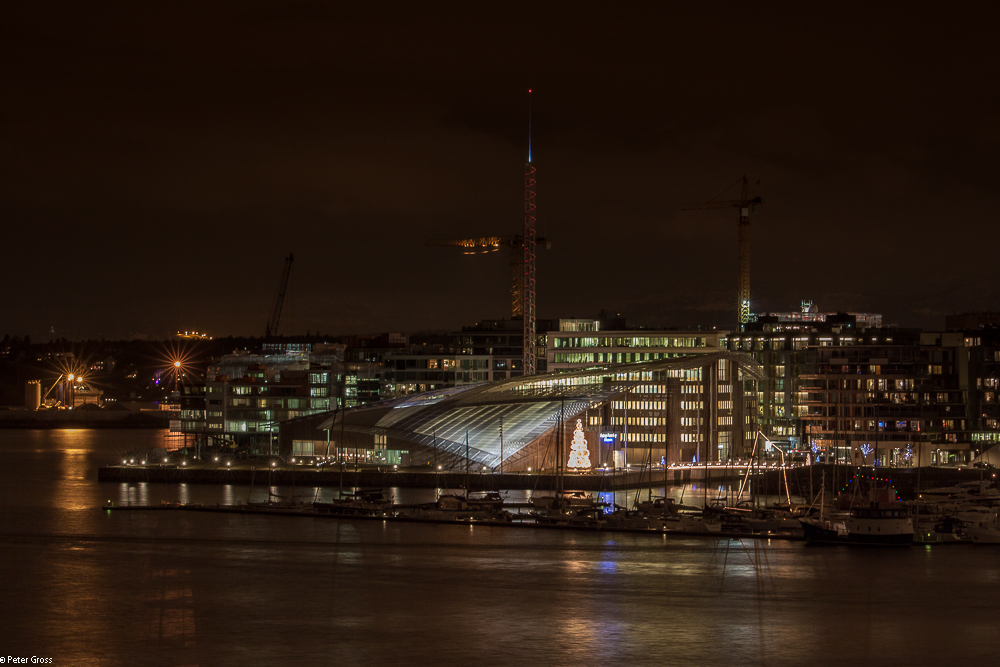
[{"xmin": 567, "ymin": 419, "xmax": 592, "ymax": 469}]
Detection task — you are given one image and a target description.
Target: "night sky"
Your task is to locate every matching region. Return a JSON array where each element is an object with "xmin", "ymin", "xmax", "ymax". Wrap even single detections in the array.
[{"xmin": 4, "ymin": 3, "xmax": 1000, "ymax": 340}]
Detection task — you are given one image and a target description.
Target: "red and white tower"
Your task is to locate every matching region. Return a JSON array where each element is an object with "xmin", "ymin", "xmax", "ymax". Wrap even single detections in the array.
[{"xmin": 522, "ymin": 89, "xmax": 537, "ymax": 376}]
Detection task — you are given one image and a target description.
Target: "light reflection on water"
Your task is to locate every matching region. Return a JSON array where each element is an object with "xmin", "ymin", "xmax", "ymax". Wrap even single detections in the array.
[{"xmin": 2, "ymin": 429, "xmax": 999, "ymax": 664}]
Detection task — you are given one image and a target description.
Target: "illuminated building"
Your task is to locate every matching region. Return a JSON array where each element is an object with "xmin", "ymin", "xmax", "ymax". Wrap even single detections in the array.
[
  {"xmin": 735, "ymin": 309, "xmax": 1000, "ymax": 465},
  {"xmin": 300, "ymin": 352, "xmax": 765, "ymax": 468},
  {"xmin": 546, "ymin": 323, "xmax": 751, "ymax": 462},
  {"xmin": 379, "ymin": 318, "xmax": 559, "ymax": 397},
  {"xmin": 178, "ymin": 344, "xmax": 355, "ymax": 452},
  {"xmin": 759, "ymin": 300, "xmax": 882, "ymax": 328},
  {"xmin": 175, "ymin": 331, "xmax": 213, "ymax": 340}
]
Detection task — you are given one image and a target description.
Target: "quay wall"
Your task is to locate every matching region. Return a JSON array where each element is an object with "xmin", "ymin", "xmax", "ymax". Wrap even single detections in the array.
[
  {"xmin": 96, "ymin": 465, "xmax": 745, "ymax": 491},
  {"xmin": 98, "ymin": 463, "xmax": 990, "ymax": 497}
]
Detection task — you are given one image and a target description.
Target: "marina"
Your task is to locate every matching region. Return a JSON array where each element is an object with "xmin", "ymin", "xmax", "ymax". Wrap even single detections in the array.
[
  {"xmin": 7, "ymin": 428, "xmax": 1000, "ymax": 665},
  {"xmin": 97, "ymin": 457, "xmax": 1000, "ymax": 547},
  {"xmin": 100, "ymin": 495, "xmax": 811, "ymax": 540}
]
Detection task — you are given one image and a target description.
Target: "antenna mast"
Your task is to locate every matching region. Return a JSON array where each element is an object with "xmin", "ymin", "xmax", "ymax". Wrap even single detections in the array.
[
  {"xmin": 523, "ymin": 89, "xmax": 537, "ymax": 376},
  {"xmin": 737, "ymin": 177, "xmax": 751, "ymax": 328}
]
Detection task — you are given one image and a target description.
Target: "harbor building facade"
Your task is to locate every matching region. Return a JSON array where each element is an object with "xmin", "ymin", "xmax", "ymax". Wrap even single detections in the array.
[
  {"xmin": 306, "ymin": 352, "xmax": 765, "ymax": 470},
  {"xmin": 178, "ymin": 345, "xmax": 348, "ymax": 452},
  {"xmin": 795, "ymin": 331, "xmax": 974, "ymax": 466},
  {"xmin": 544, "ymin": 325, "xmax": 754, "ymax": 463},
  {"xmin": 729, "ymin": 310, "xmax": 884, "ymax": 447},
  {"xmin": 733, "ymin": 310, "xmax": 1000, "ymax": 466}
]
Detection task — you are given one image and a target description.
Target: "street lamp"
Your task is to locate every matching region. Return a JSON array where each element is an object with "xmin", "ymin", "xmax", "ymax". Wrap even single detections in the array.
[{"xmin": 66, "ymin": 374, "xmax": 75, "ymax": 408}]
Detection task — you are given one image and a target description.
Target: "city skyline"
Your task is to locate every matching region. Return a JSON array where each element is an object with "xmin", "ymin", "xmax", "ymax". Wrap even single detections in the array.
[{"xmin": 4, "ymin": 4, "xmax": 1000, "ymax": 340}]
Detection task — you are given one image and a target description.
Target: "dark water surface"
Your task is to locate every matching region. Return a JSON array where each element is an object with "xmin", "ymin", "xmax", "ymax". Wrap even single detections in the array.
[{"xmin": 1, "ymin": 430, "xmax": 998, "ymax": 666}]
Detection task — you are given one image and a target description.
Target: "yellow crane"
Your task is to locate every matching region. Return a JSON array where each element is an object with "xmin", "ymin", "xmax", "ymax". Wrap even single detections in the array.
[
  {"xmin": 427, "ymin": 235, "xmax": 552, "ymax": 319},
  {"xmin": 682, "ymin": 176, "xmax": 763, "ymax": 328}
]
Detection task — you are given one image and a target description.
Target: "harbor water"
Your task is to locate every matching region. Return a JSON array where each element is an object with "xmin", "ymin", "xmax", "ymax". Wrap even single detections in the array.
[{"xmin": 2, "ymin": 429, "xmax": 998, "ymax": 665}]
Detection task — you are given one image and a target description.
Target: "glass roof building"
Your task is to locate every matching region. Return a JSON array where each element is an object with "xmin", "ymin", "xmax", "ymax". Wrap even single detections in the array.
[{"xmin": 319, "ymin": 351, "xmax": 766, "ymax": 470}]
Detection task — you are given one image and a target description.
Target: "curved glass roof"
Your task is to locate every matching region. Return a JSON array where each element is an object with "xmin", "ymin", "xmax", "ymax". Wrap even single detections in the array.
[{"xmin": 320, "ymin": 352, "xmax": 764, "ymax": 467}]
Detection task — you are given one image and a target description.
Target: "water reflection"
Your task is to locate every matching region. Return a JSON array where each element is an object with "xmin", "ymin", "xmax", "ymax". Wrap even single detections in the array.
[
  {"xmin": 54, "ymin": 448, "xmax": 91, "ymax": 511},
  {"xmin": 7, "ymin": 430, "xmax": 1000, "ymax": 664},
  {"xmin": 116, "ymin": 481, "xmax": 149, "ymax": 506},
  {"xmin": 146, "ymin": 568, "xmax": 197, "ymax": 649}
]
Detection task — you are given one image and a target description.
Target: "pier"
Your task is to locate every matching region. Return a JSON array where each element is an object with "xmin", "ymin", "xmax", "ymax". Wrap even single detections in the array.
[
  {"xmin": 98, "ymin": 461, "xmax": 997, "ymax": 498},
  {"xmin": 100, "ymin": 500, "xmax": 805, "ymax": 541},
  {"xmin": 96, "ymin": 461, "xmax": 758, "ymax": 490}
]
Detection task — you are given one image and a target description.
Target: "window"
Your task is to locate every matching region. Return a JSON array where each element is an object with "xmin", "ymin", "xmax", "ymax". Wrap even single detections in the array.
[
  {"xmin": 554, "ymin": 353, "xmax": 596, "ymax": 364},
  {"xmin": 292, "ymin": 440, "xmax": 316, "ymax": 456}
]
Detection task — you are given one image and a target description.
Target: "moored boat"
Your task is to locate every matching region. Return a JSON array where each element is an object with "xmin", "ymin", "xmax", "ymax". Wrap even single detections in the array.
[
  {"xmin": 410, "ymin": 494, "xmax": 510, "ymax": 521},
  {"xmin": 913, "ymin": 516, "xmax": 968, "ymax": 544},
  {"xmin": 314, "ymin": 488, "xmax": 393, "ymax": 516},
  {"xmin": 802, "ymin": 503, "xmax": 913, "ymax": 546},
  {"xmin": 533, "ymin": 506, "xmax": 606, "ymax": 529},
  {"xmin": 967, "ymin": 517, "xmax": 1000, "ymax": 544},
  {"xmin": 531, "ymin": 490, "xmax": 597, "ymax": 510},
  {"xmin": 466, "ymin": 490, "xmax": 506, "ymax": 509}
]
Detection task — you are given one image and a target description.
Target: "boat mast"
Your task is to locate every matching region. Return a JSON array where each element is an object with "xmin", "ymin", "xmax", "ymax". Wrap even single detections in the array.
[
  {"xmin": 340, "ymin": 406, "xmax": 347, "ymax": 496},
  {"xmin": 700, "ymin": 381, "xmax": 707, "ymax": 510},
  {"xmin": 819, "ymin": 470, "xmax": 826, "ymax": 524},
  {"xmin": 559, "ymin": 397, "xmax": 565, "ymax": 494},
  {"xmin": 499, "ymin": 416, "xmax": 504, "ymax": 475}
]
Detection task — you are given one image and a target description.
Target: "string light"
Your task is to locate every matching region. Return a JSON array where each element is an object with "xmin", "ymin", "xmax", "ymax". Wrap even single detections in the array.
[{"xmin": 567, "ymin": 419, "xmax": 592, "ymax": 470}]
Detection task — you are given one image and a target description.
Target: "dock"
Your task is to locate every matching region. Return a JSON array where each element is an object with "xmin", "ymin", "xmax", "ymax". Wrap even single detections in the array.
[
  {"xmin": 96, "ymin": 462, "xmax": 752, "ymax": 490},
  {"xmin": 100, "ymin": 500, "xmax": 805, "ymax": 541}
]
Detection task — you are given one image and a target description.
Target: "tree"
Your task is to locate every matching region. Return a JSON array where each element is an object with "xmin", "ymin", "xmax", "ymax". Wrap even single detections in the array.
[{"xmin": 567, "ymin": 419, "xmax": 592, "ymax": 470}]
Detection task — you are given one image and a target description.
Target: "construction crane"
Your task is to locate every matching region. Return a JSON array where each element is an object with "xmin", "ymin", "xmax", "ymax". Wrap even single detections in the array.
[
  {"xmin": 429, "ymin": 91, "xmax": 544, "ymax": 376},
  {"xmin": 682, "ymin": 176, "xmax": 763, "ymax": 329},
  {"xmin": 265, "ymin": 253, "xmax": 294, "ymax": 338},
  {"xmin": 425, "ymin": 235, "xmax": 552, "ymax": 319},
  {"xmin": 41, "ymin": 374, "xmax": 67, "ymax": 405}
]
